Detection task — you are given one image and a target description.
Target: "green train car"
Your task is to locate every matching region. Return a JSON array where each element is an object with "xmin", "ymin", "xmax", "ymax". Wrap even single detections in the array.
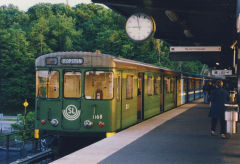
[{"xmin": 34, "ymin": 51, "xmax": 207, "ymax": 138}]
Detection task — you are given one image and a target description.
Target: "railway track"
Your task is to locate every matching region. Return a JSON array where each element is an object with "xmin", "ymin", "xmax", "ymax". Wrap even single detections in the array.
[{"xmin": 10, "ymin": 149, "xmax": 53, "ymax": 164}]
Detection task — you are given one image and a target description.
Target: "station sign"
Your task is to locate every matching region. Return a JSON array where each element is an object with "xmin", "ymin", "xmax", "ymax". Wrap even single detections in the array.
[
  {"xmin": 170, "ymin": 46, "xmax": 221, "ymax": 52},
  {"xmin": 169, "ymin": 46, "xmax": 221, "ymax": 62},
  {"xmin": 212, "ymin": 70, "xmax": 232, "ymax": 76}
]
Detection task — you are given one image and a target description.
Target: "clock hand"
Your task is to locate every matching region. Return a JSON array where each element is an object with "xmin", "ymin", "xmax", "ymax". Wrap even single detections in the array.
[{"xmin": 137, "ymin": 16, "xmax": 140, "ymax": 30}]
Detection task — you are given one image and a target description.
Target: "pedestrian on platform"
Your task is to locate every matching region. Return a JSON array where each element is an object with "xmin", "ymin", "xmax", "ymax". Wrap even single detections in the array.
[
  {"xmin": 208, "ymin": 80, "xmax": 229, "ymax": 139},
  {"xmin": 203, "ymin": 82, "xmax": 209, "ymax": 104},
  {"xmin": 207, "ymin": 81, "xmax": 214, "ymax": 103}
]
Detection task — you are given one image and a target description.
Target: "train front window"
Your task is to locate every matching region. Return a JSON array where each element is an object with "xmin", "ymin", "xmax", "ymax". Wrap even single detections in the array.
[
  {"xmin": 36, "ymin": 71, "xmax": 59, "ymax": 98},
  {"xmin": 64, "ymin": 72, "xmax": 81, "ymax": 98},
  {"xmin": 85, "ymin": 71, "xmax": 113, "ymax": 100}
]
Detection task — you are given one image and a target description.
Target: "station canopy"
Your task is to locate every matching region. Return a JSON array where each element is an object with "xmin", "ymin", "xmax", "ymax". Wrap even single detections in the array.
[{"xmin": 92, "ymin": 0, "xmax": 237, "ymax": 69}]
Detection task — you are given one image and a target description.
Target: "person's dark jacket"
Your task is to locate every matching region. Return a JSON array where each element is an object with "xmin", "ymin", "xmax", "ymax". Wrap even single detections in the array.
[
  {"xmin": 207, "ymin": 84, "xmax": 214, "ymax": 95},
  {"xmin": 209, "ymin": 87, "xmax": 229, "ymax": 118}
]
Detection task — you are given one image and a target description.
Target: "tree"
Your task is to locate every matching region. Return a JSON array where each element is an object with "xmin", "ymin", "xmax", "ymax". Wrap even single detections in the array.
[
  {"xmin": 27, "ymin": 3, "xmax": 53, "ymax": 21},
  {"xmin": 0, "ymin": 26, "xmax": 35, "ymax": 114},
  {"xmin": 0, "ymin": 5, "xmax": 29, "ymax": 29},
  {"xmin": 47, "ymin": 14, "xmax": 83, "ymax": 51}
]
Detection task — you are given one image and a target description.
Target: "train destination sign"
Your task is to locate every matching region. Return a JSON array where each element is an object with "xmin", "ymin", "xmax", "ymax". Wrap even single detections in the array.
[
  {"xmin": 61, "ymin": 58, "xmax": 84, "ymax": 65},
  {"xmin": 170, "ymin": 46, "xmax": 221, "ymax": 52}
]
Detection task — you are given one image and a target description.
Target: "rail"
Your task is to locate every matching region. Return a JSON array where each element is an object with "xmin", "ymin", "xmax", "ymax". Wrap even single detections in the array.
[{"xmin": 10, "ymin": 149, "xmax": 53, "ymax": 164}]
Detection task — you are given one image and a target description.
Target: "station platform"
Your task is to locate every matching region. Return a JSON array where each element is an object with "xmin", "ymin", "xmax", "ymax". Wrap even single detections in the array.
[{"xmin": 51, "ymin": 99, "xmax": 240, "ymax": 164}]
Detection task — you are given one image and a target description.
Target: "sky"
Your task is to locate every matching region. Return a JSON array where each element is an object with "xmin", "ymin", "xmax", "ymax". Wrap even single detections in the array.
[{"xmin": 0, "ymin": 0, "xmax": 92, "ymax": 11}]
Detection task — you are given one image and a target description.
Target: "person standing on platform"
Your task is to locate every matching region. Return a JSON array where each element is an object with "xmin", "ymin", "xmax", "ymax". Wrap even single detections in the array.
[
  {"xmin": 207, "ymin": 81, "xmax": 214, "ymax": 103},
  {"xmin": 209, "ymin": 80, "xmax": 229, "ymax": 139},
  {"xmin": 203, "ymin": 82, "xmax": 209, "ymax": 104}
]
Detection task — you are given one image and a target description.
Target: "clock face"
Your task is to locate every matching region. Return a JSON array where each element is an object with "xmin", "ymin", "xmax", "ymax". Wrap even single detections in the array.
[{"xmin": 125, "ymin": 13, "xmax": 155, "ymax": 42}]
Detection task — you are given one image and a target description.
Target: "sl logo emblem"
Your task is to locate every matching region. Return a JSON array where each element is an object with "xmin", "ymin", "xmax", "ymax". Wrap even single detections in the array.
[{"xmin": 63, "ymin": 105, "xmax": 80, "ymax": 121}]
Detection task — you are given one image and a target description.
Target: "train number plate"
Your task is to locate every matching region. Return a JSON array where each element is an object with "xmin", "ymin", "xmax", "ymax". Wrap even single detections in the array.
[{"xmin": 93, "ymin": 114, "xmax": 103, "ymax": 120}]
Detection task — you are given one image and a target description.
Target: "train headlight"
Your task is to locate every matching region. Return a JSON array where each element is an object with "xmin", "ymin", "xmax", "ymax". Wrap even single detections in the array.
[
  {"xmin": 84, "ymin": 120, "xmax": 93, "ymax": 128},
  {"xmin": 50, "ymin": 119, "xmax": 59, "ymax": 127}
]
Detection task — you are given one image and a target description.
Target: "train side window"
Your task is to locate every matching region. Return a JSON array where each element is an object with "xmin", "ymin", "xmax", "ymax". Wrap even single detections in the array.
[
  {"xmin": 189, "ymin": 79, "xmax": 192, "ymax": 90},
  {"xmin": 126, "ymin": 75, "xmax": 133, "ymax": 99},
  {"xmin": 64, "ymin": 72, "xmax": 81, "ymax": 98},
  {"xmin": 147, "ymin": 76, "xmax": 153, "ymax": 96},
  {"xmin": 196, "ymin": 80, "xmax": 199, "ymax": 90},
  {"xmin": 184, "ymin": 79, "xmax": 187, "ymax": 91},
  {"xmin": 85, "ymin": 71, "xmax": 113, "ymax": 100},
  {"xmin": 170, "ymin": 78, "xmax": 174, "ymax": 93},
  {"xmin": 164, "ymin": 77, "xmax": 170, "ymax": 93},
  {"xmin": 154, "ymin": 77, "xmax": 160, "ymax": 95},
  {"xmin": 117, "ymin": 75, "xmax": 121, "ymax": 101},
  {"xmin": 36, "ymin": 71, "xmax": 59, "ymax": 98}
]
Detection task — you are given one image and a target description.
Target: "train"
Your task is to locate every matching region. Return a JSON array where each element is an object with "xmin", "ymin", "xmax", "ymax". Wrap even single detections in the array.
[{"xmin": 34, "ymin": 51, "xmax": 214, "ymax": 139}]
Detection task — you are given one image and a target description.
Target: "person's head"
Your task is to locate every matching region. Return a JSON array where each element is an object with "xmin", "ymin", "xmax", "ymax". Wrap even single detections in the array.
[
  {"xmin": 208, "ymin": 81, "xmax": 212, "ymax": 85},
  {"xmin": 216, "ymin": 80, "xmax": 223, "ymax": 88}
]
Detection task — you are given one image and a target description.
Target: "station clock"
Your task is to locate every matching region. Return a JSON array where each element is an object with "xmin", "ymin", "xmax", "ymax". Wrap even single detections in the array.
[{"xmin": 125, "ymin": 13, "xmax": 156, "ymax": 42}]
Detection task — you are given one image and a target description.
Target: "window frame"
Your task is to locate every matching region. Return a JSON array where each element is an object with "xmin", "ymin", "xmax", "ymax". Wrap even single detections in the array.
[
  {"xmin": 126, "ymin": 75, "xmax": 134, "ymax": 100},
  {"xmin": 84, "ymin": 70, "xmax": 114, "ymax": 100},
  {"xmin": 36, "ymin": 70, "xmax": 60, "ymax": 99},
  {"xmin": 154, "ymin": 77, "xmax": 160, "ymax": 95},
  {"xmin": 63, "ymin": 71, "xmax": 82, "ymax": 98},
  {"xmin": 147, "ymin": 76, "xmax": 153, "ymax": 96},
  {"xmin": 116, "ymin": 75, "xmax": 121, "ymax": 101}
]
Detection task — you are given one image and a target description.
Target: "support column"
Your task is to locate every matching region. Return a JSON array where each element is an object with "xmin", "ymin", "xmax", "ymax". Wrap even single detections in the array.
[
  {"xmin": 236, "ymin": 0, "xmax": 240, "ymax": 104},
  {"xmin": 237, "ymin": 48, "xmax": 240, "ymax": 103}
]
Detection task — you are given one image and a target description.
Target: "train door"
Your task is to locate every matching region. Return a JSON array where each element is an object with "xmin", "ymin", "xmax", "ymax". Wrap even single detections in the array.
[
  {"xmin": 116, "ymin": 73, "xmax": 122, "ymax": 129},
  {"xmin": 137, "ymin": 73, "xmax": 144, "ymax": 121},
  {"xmin": 160, "ymin": 74, "xmax": 164, "ymax": 113},
  {"xmin": 163, "ymin": 75, "xmax": 175, "ymax": 111},
  {"xmin": 185, "ymin": 78, "xmax": 189, "ymax": 103},
  {"xmin": 176, "ymin": 77, "xmax": 181, "ymax": 106},
  {"xmin": 183, "ymin": 78, "xmax": 187, "ymax": 104},
  {"xmin": 194, "ymin": 79, "xmax": 196, "ymax": 100},
  {"xmin": 61, "ymin": 71, "xmax": 82, "ymax": 130}
]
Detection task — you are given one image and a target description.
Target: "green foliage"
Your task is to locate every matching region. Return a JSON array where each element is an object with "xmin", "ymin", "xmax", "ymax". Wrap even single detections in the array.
[
  {"xmin": 11, "ymin": 112, "xmax": 35, "ymax": 139},
  {"xmin": 0, "ymin": 27, "xmax": 35, "ymax": 113},
  {"xmin": 0, "ymin": 5, "xmax": 29, "ymax": 28},
  {"xmin": 0, "ymin": 3, "xmax": 203, "ymax": 114}
]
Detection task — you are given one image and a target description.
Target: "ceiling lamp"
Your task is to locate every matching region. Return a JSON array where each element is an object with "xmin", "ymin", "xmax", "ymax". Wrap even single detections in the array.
[{"xmin": 165, "ymin": 10, "xmax": 178, "ymax": 22}]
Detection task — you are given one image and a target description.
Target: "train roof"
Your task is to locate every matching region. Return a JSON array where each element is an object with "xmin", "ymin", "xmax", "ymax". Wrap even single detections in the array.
[
  {"xmin": 36, "ymin": 51, "xmax": 177, "ymax": 74},
  {"xmin": 36, "ymin": 51, "xmax": 220, "ymax": 79}
]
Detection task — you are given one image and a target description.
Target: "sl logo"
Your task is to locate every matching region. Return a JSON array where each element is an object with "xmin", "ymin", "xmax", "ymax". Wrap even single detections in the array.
[{"xmin": 63, "ymin": 105, "xmax": 80, "ymax": 121}]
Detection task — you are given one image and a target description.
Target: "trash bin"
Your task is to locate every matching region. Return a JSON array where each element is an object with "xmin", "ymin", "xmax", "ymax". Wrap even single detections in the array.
[{"xmin": 225, "ymin": 104, "xmax": 239, "ymax": 134}]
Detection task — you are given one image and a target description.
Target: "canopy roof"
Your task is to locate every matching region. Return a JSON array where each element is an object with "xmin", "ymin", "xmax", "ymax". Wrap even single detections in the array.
[{"xmin": 92, "ymin": 0, "xmax": 237, "ymax": 69}]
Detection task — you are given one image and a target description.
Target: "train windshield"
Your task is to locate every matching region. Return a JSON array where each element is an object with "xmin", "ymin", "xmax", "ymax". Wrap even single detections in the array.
[
  {"xmin": 85, "ymin": 71, "xmax": 113, "ymax": 100},
  {"xmin": 64, "ymin": 72, "xmax": 81, "ymax": 98},
  {"xmin": 36, "ymin": 71, "xmax": 59, "ymax": 98}
]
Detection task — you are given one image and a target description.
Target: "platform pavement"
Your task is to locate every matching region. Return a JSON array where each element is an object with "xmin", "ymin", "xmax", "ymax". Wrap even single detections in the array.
[{"xmin": 51, "ymin": 99, "xmax": 240, "ymax": 164}]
